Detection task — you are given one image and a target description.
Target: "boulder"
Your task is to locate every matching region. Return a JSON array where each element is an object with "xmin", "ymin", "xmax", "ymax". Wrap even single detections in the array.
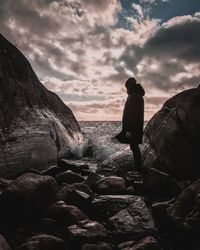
[
  {"xmin": 142, "ymin": 86, "xmax": 200, "ymax": 180},
  {"xmin": 58, "ymin": 159, "xmax": 89, "ymax": 173},
  {"xmin": 0, "ymin": 235, "xmax": 11, "ymax": 250},
  {"xmin": 118, "ymin": 236, "xmax": 160, "ymax": 250},
  {"xmin": 95, "ymin": 176, "xmax": 126, "ymax": 195},
  {"xmin": 0, "ymin": 34, "xmax": 83, "ymax": 178},
  {"xmin": 92, "ymin": 195, "xmax": 142, "ymax": 219},
  {"xmin": 96, "ymin": 150, "xmax": 134, "ymax": 177},
  {"xmin": 0, "ymin": 173, "xmax": 57, "ymax": 223},
  {"xmin": 167, "ymin": 179, "xmax": 200, "ymax": 233},
  {"xmin": 56, "ymin": 170, "xmax": 85, "ymax": 185},
  {"xmin": 40, "ymin": 166, "xmax": 61, "ymax": 177},
  {"xmin": 68, "ymin": 220, "xmax": 107, "ymax": 240},
  {"xmin": 16, "ymin": 234, "xmax": 66, "ymax": 250},
  {"xmin": 45, "ymin": 201, "xmax": 87, "ymax": 226},
  {"xmin": 82, "ymin": 243, "xmax": 112, "ymax": 250},
  {"xmin": 57, "ymin": 183, "xmax": 93, "ymax": 201},
  {"xmin": 109, "ymin": 200, "xmax": 155, "ymax": 236}
]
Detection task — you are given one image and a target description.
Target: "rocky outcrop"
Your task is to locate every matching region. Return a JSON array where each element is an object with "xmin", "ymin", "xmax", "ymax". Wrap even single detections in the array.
[
  {"xmin": 0, "ymin": 34, "xmax": 83, "ymax": 178},
  {"xmin": 142, "ymin": 86, "xmax": 200, "ymax": 180}
]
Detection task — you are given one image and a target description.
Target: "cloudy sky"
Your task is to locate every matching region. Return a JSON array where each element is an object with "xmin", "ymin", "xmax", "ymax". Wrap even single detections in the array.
[{"xmin": 1, "ymin": 0, "xmax": 200, "ymax": 121}]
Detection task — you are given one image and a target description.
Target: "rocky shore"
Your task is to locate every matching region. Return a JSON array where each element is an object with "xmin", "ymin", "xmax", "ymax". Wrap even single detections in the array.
[{"xmin": 1, "ymin": 34, "xmax": 200, "ymax": 249}]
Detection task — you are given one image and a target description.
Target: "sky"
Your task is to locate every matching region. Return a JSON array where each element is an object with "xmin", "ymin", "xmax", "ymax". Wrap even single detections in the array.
[{"xmin": 1, "ymin": 0, "xmax": 200, "ymax": 121}]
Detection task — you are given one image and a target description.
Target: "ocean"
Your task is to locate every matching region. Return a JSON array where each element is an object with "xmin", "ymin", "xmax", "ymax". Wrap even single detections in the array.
[{"xmin": 79, "ymin": 121, "xmax": 129, "ymax": 162}]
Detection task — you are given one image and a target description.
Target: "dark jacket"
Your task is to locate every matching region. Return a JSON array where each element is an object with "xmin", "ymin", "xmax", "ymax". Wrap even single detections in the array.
[{"xmin": 116, "ymin": 84, "xmax": 145, "ymax": 145}]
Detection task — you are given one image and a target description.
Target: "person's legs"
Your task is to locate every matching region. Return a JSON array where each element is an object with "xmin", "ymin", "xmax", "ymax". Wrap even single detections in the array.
[{"xmin": 130, "ymin": 142, "xmax": 143, "ymax": 173}]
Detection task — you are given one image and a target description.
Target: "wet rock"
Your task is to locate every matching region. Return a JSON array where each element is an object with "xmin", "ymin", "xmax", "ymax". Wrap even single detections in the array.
[
  {"xmin": 57, "ymin": 184, "xmax": 93, "ymax": 212},
  {"xmin": 95, "ymin": 176, "xmax": 126, "ymax": 195},
  {"xmin": 0, "ymin": 178, "xmax": 12, "ymax": 191},
  {"xmin": 142, "ymin": 87, "xmax": 200, "ymax": 180},
  {"xmin": 92, "ymin": 195, "xmax": 141, "ymax": 219},
  {"xmin": 0, "ymin": 173, "xmax": 57, "ymax": 223},
  {"xmin": 58, "ymin": 159, "xmax": 89, "ymax": 173},
  {"xmin": 118, "ymin": 236, "xmax": 160, "ymax": 250},
  {"xmin": 37, "ymin": 218, "xmax": 59, "ymax": 235},
  {"xmin": 82, "ymin": 242, "xmax": 112, "ymax": 250},
  {"xmin": 56, "ymin": 170, "xmax": 85, "ymax": 185},
  {"xmin": 85, "ymin": 172, "xmax": 102, "ymax": 190},
  {"xmin": 57, "ymin": 183, "xmax": 93, "ymax": 201},
  {"xmin": 68, "ymin": 220, "xmax": 107, "ymax": 240},
  {"xmin": 0, "ymin": 235, "xmax": 11, "ymax": 250},
  {"xmin": 71, "ymin": 183, "xmax": 94, "ymax": 196},
  {"xmin": 96, "ymin": 150, "xmax": 134, "ymax": 177},
  {"xmin": 167, "ymin": 179, "xmax": 200, "ymax": 233},
  {"xmin": 41, "ymin": 166, "xmax": 61, "ymax": 177},
  {"xmin": 16, "ymin": 234, "xmax": 66, "ymax": 250},
  {"xmin": 0, "ymin": 34, "xmax": 83, "ymax": 178},
  {"xmin": 142, "ymin": 167, "xmax": 181, "ymax": 199},
  {"xmin": 109, "ymin": 200, "xmax": 155, "ymax": 236},
  {"xmin": 45, "ymin": 201, "xmax": 87, "ymax": 226}
]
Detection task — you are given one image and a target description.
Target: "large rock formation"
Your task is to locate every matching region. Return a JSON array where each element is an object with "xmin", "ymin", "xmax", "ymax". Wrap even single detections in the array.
[
  {"xmin": 142, "ymin": 86, "xmax": 200, "ymax": 180},
  {"xmin": 0, "ymin": 34, "xmax": 83, "ymax": 177}
]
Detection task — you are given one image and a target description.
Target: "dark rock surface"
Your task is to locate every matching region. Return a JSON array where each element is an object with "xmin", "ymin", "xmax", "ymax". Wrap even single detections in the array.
[
  {"xmin": 142, "ymin": 86, "xmax": 200, "ymax": 180},
  {"xmin": 0, "ymin": 173, "xmax": 57, "ymax": 223},
  {"xmin": 109, "ymin": 200, "xmax": 155, "ymax": 236},
  {"xmin": 0, "ymin": 234, "xmax": 11, "ymax": 250},
  {"xmin": 82, "ymin": 242, "xmax": 112, "ymax": 250},
  {"xmin": 96, "ymin": 149, "xmax": 134, "ymax": 176},
  {"xmin": 0, "ymin": 34, "xmax": 83, "ymax": 178},
  {"xmin": 45, "ymin": 201, "xmax": 87, "ymax": 226},
  {"xmin": 67, "ymin": 220, "xmax": 108, "ymax": 240},
  {"xmin": 15, "ymin": 234, "xmax": 67, "ymax": 250},
  {"xmin": 92, "ymin": 195, "xmax": 140, "ymax": 219},
  {"xmin": 95, "ymin": 176, "xmax": 126, "ymax": 194},
  {"xmin": 56, "ymin": 170, "xmax": 85, "ymax": 185},
  {"xmin": 118, "ymin": 236, "xmax": 160, "ymax": 250},
  {"xmin": 167, "ymin": 179, "xmax": 200, "ymax": 233}
]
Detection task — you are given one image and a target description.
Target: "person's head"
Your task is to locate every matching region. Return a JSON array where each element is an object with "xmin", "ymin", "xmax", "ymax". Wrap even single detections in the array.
[{"xmin": 125, "ymin": 77, "xmax": 145, "ymax": 96}]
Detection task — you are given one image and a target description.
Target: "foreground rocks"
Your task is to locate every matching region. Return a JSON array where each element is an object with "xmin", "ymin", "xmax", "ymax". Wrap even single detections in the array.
[
  {"xmin": 0, "ymin": 173, "xmax": 57, "ymax": 224},
  {"xmin": 0, "ymin": 34, "xmax": 83, "ymax": 178}
]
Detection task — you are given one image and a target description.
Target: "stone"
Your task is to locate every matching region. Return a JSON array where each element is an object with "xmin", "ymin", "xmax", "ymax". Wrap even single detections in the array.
[
  {"xmin": 0, "ymin": 34, "xmax": 83, "ymax": 178},
  {"xmin": 95, "ymin": 176, "xmax": 126, "ymax": 195},
  {"xmin": 142, "ymin": 167, "xmax": 181, "ymax": 198},
  {"xmin": 92, "ymin": 195, "xmax": 141, "ymax": 219},
  {"xmin": 68, "ymin": 220, "xmax": 107, "ymax": 240},
  {"xmin": 40, "ymin": 166, "xmax": 61, "ymax": 177},
  {"xmin": 0, "ymin": 173, "xmax": 57, "ymax": 224},
  {"xmin": 142, "ymin": 87, "xmax": 200, "ymax": 180},
  {"xmin": 85, "ymin": 172, "xmax": 102, "ymax": 190},
  {"xmin": 82, "ymin": 243, "xmax": 112, "ymax": 250},
  {"xmin": 167, "ymin": 179, "xmax": 200, "ymax": 233},
  {"xmin": 119, "ymin": 236, "xmax": 160, "ymax": 250},
  {"xmin": 58, "ymin": 159, "xmax": 89, "ymax": 173},
  {"xmin": 57, "ymin": 183, "xmax": 93, "ymax": 199},
  {"xmin": 96, "ymin": 150, "xmax": 134, "ymax": 177},
  {"xmin": 56, "ymin": 170, "xmax": 85, "ymax": 185},
  {"xmin": 45, "ymin": 201, "xmax": 87, "ymax": 226},
  {"xmin": 109, "ymin": 200, "xmax": 155, "ymax": 236},
  {"xmin": 15, "ymin": 234, "xmax": 66, "ymax": 250},
  {"xmin": 0, "ymin": 235, "xmax": 11, "ymax": 250}
]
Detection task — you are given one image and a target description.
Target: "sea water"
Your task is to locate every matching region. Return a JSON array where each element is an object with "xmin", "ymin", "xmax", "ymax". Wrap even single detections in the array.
[{"xmin": 79, "ymin": 121, "xmax": 129, "ymax": 162}]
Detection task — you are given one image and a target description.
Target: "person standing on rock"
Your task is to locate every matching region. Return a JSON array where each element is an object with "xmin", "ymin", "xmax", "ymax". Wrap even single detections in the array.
[{"xmin": 115, "ymin": 77, "xmax": 145, "ymax": 173}]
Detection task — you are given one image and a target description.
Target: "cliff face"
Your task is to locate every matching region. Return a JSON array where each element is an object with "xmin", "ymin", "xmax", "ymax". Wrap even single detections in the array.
[
  {"xmin": 142, "ymin": 86, "xmax": 200, "ymax": 180},
  {"xmin": 0, "ymin": 34, "xmax": 83, "ymax": 177}
]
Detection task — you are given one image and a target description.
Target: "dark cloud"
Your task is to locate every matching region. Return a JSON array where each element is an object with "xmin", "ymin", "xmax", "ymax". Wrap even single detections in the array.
[{"xmin": 118, "ymin": 15, "xmax": 200, "ymax": 90}]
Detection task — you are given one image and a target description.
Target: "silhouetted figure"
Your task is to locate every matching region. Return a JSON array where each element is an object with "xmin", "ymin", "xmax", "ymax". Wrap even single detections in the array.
[{"xmin": 115, "ymin": 77, "xmax": 145, "ymax": 173}]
